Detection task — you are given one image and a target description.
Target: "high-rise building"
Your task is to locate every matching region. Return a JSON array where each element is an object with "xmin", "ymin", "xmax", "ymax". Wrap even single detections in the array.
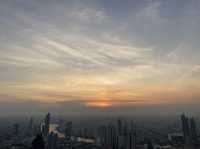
[
  {"xmin": 147, "ymin": 140, "xmax": 153, "ymax": 149},
  {"xmin": 32, "ymin": 134, "xmax": 45, "ymax": 149},
  {"xmin": 99, "ymin": 120, "xmax": 137, "ymax": 149},
  {"xmin": 129, "ymin": 121, "xmax": 136, "ymax": 149},
  {"xmin": 127, "ymin": 131, "xmax": 136, "ymax": 149},
  {"xmin": 41, "ymin": 123, "xmax": 45, "ymax": 137},
  {"xmin": 122, "ymin": 123, "xmax": 129, "ymax": 149},
  {"xmin": 48, "ymin": 132, "xmax": 57, "ymax": 149},
  {"xmin": 28, "ymin": 117, "xmax": 34, "ymax": 136},
  {"xmin": 65, "ymin": 121, "xmax": 72, "ymax": 141},
  {"xmin": 116, "ymin": 135, "xmax": 124, "ymax": 149},
  {"xmin": 122, "ymin": 122, "xmax": 137, "ymax": 149},
  {"xmin": 33, "ymin": 125, "xmax": 40, "ymax": 136},
  {"xmin": 190, "ymin": 118, "xmax": 197, "ymax": 145},
  {"xmin": 107, "ymin": 123, "xmax": 117, "ymax": 149},
  {"xmin": 44, "ymin": 113, "xmax": 51, "ymax": 137},
  {"xmin": 181, "ymin": 114, "xmax": 190, "ymax": 143},
  {"xmin": 181, "ymin": 114, "xmax": 198, "ymax": 148},
  {"xmin": 29, "ymin": 117, "xmax": 33, "ymax": 130},
  {"xmin": 117, "ymin": 119, "xmax": 123, "ymax": 135},
  {"xmin": 98, "ymin": 125, "xmax": 107, "ymax": 147},
  {"xmin": 13, "ymin": 123, "xmax": 19, "ymax": 136}
]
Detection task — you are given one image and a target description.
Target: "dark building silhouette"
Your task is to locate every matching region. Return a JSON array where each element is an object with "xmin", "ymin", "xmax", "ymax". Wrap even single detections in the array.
[
  {"xmin": 98, "ymin": 125, "xmax": 107, "ymax": 147},
  {"xmin": 29, "ymin": 117, "xmax": 33, "ymax": 130},
  {"xmin": 32, "ymin": 134, "xmax": 45, "ymax": 149},
  {"xmin": 98, "ymin": 120, "xmax": 137, "ymax": 149},
  {"xmin": 65, "ymin": 121, "xmax": 72, "ymax": 140},
  {"xmin": 181, "ymin": 114, "xmax": 198, "ymax": 148},
  {"xmin": 28, "ymin": 117, "xmax": 34, "ymax": 136},
  {"xmin": 44, "ymin": 113, "xmax": 51, "ymax": 136},
  {"xmin": 107, "ymin": 123, "xmax": 117, "ymax": 149},
  {"xmin": 128, "ymin": 121, "xmax": 136, "ymax": 149},
  {"xmin": 48, "ymin": 132, "xmax": 58, "ymax": 149},
  {"xmin": 117, "ymin": 119, "xmax": 123, "ymax": 135},
  {"xmin": 41, "ymin": 123, "xmax": 46, "ymax": 137},
  {"xmin": 13, "ymin": 123, "xmax": 19, "ymax": 136},
  {"xmin": 190, "ymin": 118, "xmax": 198, "ymax": 145},
  {"xmin": 147, "ymin": 140, "xmax": 153, "ymax": 149},
  {"xmin": 181, "ymin": 114, "xmax": 190, "ymax": 144}
]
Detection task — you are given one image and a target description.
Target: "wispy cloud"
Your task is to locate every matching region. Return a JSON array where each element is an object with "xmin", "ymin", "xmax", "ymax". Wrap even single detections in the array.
[{"xmin": 0, "ymin": 0, "xmax": 200, "ymax": 115}]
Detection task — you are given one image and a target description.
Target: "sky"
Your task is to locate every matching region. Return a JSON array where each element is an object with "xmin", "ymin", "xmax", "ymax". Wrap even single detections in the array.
[{"xmin": 0, "ymin": 0, "xmax": 200, "ymax": 116}]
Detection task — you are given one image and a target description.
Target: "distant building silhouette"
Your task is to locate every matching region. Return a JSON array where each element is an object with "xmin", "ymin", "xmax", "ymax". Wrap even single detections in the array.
[
  {"xmin": 13, "ymin": 123, "xmax": 19, "ymax": 136},
  {"xmin": 41, "ymin": 123, "xmax": 46, "ymax": 137},
  {"xmin": 190, "ymin": 118, "xmax": 198, "ymax": 145},
  {"xmin": 117, "ymin": 118, "xmax": 123, "ymax": 135},
  {"xmin": 65, "ymin": 121, "xmax": 72, "ymax": 140},
  {"xmin": 45, "ymin": 113, "xmax": 51, "ymax": 136},
  {"xmin": 48, "ymin": 132, "xmax": 58, "ymax": 149},
  {"xmin": 28, "ymin": 117, "xmax": 34, "ymax": 136},
  {"xmin": 181, "ymin": 114, "xmax": 190, "ymax": 144},
  {"xmin": 98, "ymin": 125, "xmax": 107, "ymax": 147},
  {"xmin": 147, "ymin": 140, "xmax": 153, "ymax": 149},
  {"xmin": 181, "ymin": 114, "xmax": 198, "ymax": 148},
  {"xmin": 32, "ymin": 134, "xmax": 45, "ymax": 149},
  {"xmin": 128, "ymin": 121, "xmax": 136, "ymax": 149},
  {"xmin": 107, "ymin": 123, "xmax": 117, "ymax": 149},
  {"xmin": 98, "ymin": 120, "xmax": 136, "ymax": 149}
]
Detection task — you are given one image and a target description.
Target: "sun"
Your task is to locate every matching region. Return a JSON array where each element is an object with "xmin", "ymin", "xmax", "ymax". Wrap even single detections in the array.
[{"xmin": 85, "ymin": 100, "xmax": 113, "ymax": 108}]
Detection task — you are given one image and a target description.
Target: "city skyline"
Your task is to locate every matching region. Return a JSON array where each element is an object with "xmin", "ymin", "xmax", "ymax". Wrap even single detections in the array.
[{"xmin": 0, "ymin": 0, "xmax": 200, "ymax": 115}]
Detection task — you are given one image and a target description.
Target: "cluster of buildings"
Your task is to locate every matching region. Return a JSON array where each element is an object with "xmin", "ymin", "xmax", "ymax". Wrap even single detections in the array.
[
  {"xmin": 0, "ymin": 113, "xmax": 200, "ymax": 149},
  {"xmin": 97, "ymin": 119, "xmax": 137, "ymax": 149},
  {"xmin": 181, "ymin": 114, "xmax": 198, "ymax": 148}
]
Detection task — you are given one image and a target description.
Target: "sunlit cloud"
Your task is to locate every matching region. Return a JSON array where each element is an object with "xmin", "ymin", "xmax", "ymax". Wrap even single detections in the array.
[{"xmin": 0, "ymin": 0, "xmax": 200, "ymax": 115}]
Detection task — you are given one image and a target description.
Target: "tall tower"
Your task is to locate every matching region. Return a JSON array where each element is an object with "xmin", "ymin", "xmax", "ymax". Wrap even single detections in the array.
[
  {"xmin": 65, "ymin": 121, "xmax": 72, "ymax": 141},
  {"xmin": 130, "ymin": 121, "xmax": 136, "ymax": 149},
  {"xmin": 181, "ymin": 114, "xmax": 198, "ymax": 148},
  {"xmin": 124, "ymin": 121, "xmax": 136, "ymax": 149},
  {"xmin": 45, "ymin": 113, "xmax": 51, "ymax": 136},
  {"xmin": 107, "ymin": 123, "xmax": 117, "ymax": 149},
  {"xmin": 13, "ymin": 123, "xmax": 19, "ymax": 136},
  {"xmin": 117, "ymin": 119, "xmax": 123, "ymax": 135},
  {"xmin": 98, "ymin": 125, "xmax": 107, "ymax": 147},
  {"xmin": 48, "ymin": 132, "xmax": 57, "ymax": 149},
  {"xmin": 123, "ymin": 122, "xmax": 129, "ymax": 149},
  {"xmin": 128, "ymin": 132, "xmax": 136, "ymax": 149},
  {"xmin": 181, "ymin": 114, "xmax": 190, "ymax": 143},
  {"xmin": 190, "ymin": 118, "xmax": 197, "ymax": 145},
  {"xmin": 28, "ymin": 117, "xmax": 34, "ymax": 135}
]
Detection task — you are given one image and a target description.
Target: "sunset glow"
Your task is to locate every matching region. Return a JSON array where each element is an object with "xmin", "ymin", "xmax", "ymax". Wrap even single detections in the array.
[
  {"xmin": 0, "ymin": 0, "xmax": 200, "ymax": 115},
  {"xmin": 85, "ymin": 101, "xmax": 113, "ymax": 108}
]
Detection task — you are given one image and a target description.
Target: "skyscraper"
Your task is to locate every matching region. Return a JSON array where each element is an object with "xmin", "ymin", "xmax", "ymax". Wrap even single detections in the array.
[
  {"xmin": 32, "ymin": 134, "xmax": 45, "ymax": 149},
  {"xmin": 98, "ymin": 125, "xmax": 107, "ymax": 147},
  {"xmin": 122, "ymin": 122, "xmax": 137, "ymax": 149},
  {"xmin": 181, "ymin": 114, "xmax": 198, "ymax": 148},
  {"xmin": 127, "ymin": 131, "xmax": 136, "ymax": 149},
  {"xmin": 107, "ymin": 123, "xmax": 117, "ymax": 149},
  {"xmin": 65, "ymin": 121, "xmax": 72, "ymax": 141},
  {"xmin": 44, "ymin": 113, "xmax": 51, "ymax": 137},
  {"xmin": 181, "ymin": 114, "xmax": 190, "ymax": 144},
  {"xmin": 117, "ymin": 119, "xmax": 123, "ymax": 135},
  {"xmin": 28, "ymin": 117, "xmax": 34, "ymax": 136},
  {"xmin": 48, "ymin": 132, "xmax": 58, "ymax": 149},
  {"xmin": 129, "ymin": 121, "xmax": 136, "ymax": 149},
  {"xmin": 190, "ymin": 118, "xmax": 198, "ymax": 145},
  {"xmin": 13, "ymin": 123, "xmax": 19, "ymax": 136},
  {"xmin": 123, "ymin": 123, "xmax": 129, "ymax": 149}
]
